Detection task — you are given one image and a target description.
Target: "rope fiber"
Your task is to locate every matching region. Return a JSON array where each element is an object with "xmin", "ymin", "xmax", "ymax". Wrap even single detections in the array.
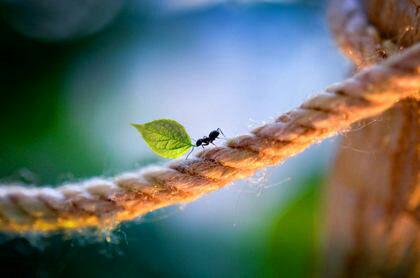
[{"xmin": 1, "ymin": 0, "xmax": 419, "ymax": 233}]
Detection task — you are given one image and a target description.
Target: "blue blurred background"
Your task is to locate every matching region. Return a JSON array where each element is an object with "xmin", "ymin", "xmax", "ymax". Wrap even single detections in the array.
[{"xmin": 0, "ymin": 0, "xmax": 350, "ymax": 277}]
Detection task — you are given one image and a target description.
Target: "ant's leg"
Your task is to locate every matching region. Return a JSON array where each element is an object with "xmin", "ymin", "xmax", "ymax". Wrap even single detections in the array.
[
  {"xmin": 216, "ymin": 133, "xmax": 227, "ymax": 141},
  {"xmin": 211, "ymin": 142, "xmax": 217, "ymax": 146},
  {"xmin": 185, "ymin": 147, "xmax": 195, "ymax": 160}
]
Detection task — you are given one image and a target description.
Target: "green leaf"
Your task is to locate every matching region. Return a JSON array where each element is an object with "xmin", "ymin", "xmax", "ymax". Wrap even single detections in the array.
[{"xmin": 132, "ymin": 119, "xmax": 193, "ymax": 159}]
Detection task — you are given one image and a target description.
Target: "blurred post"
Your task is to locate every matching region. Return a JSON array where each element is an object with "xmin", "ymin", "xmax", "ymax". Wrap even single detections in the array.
[{"xmin": 324, "ymin": 0, "xmax": 419, "ymax": 276}]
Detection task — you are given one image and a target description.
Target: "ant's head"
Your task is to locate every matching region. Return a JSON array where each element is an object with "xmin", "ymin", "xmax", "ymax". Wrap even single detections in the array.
[
  {"xmin": 195, "ymin": 139, "xmax": 203, "ymax": 146},
  {"xmin": 208, "ymin": 130, "xmax": 220, "ymax": 139}
]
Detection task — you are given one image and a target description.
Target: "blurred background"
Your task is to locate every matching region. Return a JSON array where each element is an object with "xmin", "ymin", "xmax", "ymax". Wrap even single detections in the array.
[{"xmin": 0, "ymin": 0, "xmax": 351, "ymax": 277}]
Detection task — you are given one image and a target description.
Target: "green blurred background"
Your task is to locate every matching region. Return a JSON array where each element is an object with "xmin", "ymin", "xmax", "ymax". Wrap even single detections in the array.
[{"xmin": 0, "ymin": 0, "xmax": 349, "ymax": 277}]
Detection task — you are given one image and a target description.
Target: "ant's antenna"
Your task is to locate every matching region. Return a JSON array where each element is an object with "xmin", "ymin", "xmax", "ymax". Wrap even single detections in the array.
[
  {"xmin": 185, "ymin": 147, "xmax": 195, "ymax": 160},
  {"xmin": 217, "ymin": 128, "xmax": 225, "ymax": 137}
]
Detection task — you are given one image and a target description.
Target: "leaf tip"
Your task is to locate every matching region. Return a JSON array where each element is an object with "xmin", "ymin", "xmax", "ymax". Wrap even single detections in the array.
[{"xmin": 131, "ymin": 123, "xmax": 143, "ymax": 130}]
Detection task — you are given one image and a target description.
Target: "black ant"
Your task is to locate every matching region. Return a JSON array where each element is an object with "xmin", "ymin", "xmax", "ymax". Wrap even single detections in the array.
[{"xmin": 186, "ymin": 128, "xmax": 225, "ymax": 159}]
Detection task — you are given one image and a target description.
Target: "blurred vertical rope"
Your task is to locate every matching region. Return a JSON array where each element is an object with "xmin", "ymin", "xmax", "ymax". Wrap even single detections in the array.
[{"xmin": 325, "ymin": 0, "xmax": 420, "ymax": 276}]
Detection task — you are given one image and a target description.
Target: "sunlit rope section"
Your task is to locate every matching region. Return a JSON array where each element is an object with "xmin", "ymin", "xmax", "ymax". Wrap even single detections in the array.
[{"xmin": 0, "ymin": 42, "xmax": 418, "ymax": 233}]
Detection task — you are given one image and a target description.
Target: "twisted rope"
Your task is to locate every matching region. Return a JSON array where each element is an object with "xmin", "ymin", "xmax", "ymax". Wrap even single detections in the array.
[
  {"xmin": 328, "ymin": 0, "xmax": 395, "ymax": 67},
  {"xmin": 1, "ymin": 1, "xmax": 419, "ymax": 233}
]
